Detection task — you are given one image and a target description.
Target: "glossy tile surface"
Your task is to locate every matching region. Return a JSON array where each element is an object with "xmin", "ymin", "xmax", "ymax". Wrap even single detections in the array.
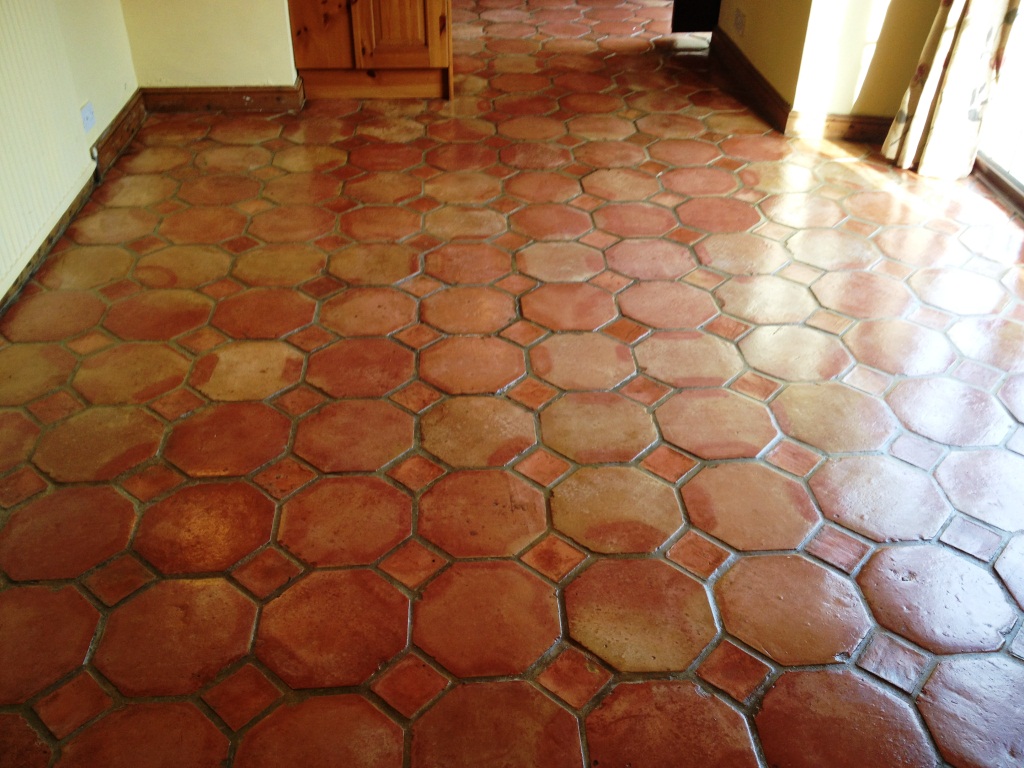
[{"xmin": 1, "ymin": 0, "xmax": 1023, "ymax": 764}]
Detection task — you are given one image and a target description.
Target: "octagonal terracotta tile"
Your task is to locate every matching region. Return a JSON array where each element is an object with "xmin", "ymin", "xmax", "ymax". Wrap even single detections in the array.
[
  {"xmin": 421, "ymin": 287, "xmax": 518, "ymax": 334},
  {"xmin": 256, "ymin": 570, "xmax": 407, "ymax": 688},
  {"xmin": 414, "ymin": 561, "xmax": 558, "ymax": 677},
  {"xmin": 858, "ymin": 545, "xmax": 1015, "ymax": 654},
  {"xmin": 541, "ymin": 392, "xmax": 657, "ymax": 463},
  {"xmin": 771, "ymin": 382, "xmax": 899, "ymax": 453},
  {"xmin": 530, "ymin": 333, "xmax": 635, "ymax": 390},
  {"xmin": 739, "ymin": 325, "xmax": 853, "ymax": 381},
  {"xmin": 757, "ymin": 670, "xmax": 937, "ymax": 768},
  {"xmin": 0, "ymin": 411, "xmax": 37, "ymax": 473},
  {"xmin": 55, "ymin": 702, "xmax": 228, "ymax": 768},
  {"xmin": 0, "ymin": 487, "xmax": 134, "ymax": 580},
  {"xmin": 948, "ymin": 317, "xmax": 1024, "ymax": 373},
  {"xmin": 94, "ymin": 579, "xmax": 255, "ymax": 696},
  {"xmin": 233, "ymin": 244, "xmax": 326, "ymax": 286},
  {"xmin": 715, "ymin": 554, "xmax": 871, "ymax": 665},
  {"xmin": 411, "ymin": 682, "xmax": 580, "ymax": 768},
  {"xmin": 510, "ymin": 203, "xmax": 592, "ymax": 240},
  {"xmin": 618, "ymin": 282, "xmax": 718, "ymax": 329},
  {"xmin": 812, "ymin": 271, "xmax": 913, "ymax": 319},
  {"xmin": 695, "ymin": 233, "xmax": 790, "ymax": 275},
  {"xmin": 887, "ymin": 378, "xmax": 1014, "ymax": 447},
  {"xmin": 165, "ymin": 403, "xmax": 290, "ymax": 477},
  {"xmin": 328, "ymin": 243, "xmax": 420, "ymax": 285},
  {"xmin": 0, "ymin": 344, "xmax": 76, "ymax": 406},
  {"xmin": 918, "ymin": 655, "xmax": 1024, "ymax": 768},
  {"xmin": 419, "ymin": 470, "xmax": 546, "ymax": 557},
  {"xmin": 715, "ymin": 275, "xmax": 818, "ymax": 324},
  {"xmin": 551, "ymin": 466, "xmax": 682, "ymax": 553},
  {"xmin": 420, "ymin": 337, "xmax": 525, "ymax": 394},
  {"xmin": 682, "ymin": 463, "xmax": 818, "ymax": 551},
  {"xmin": 33, "ymin": 407, "xmax": 162, "ymax": 482},
  {"xmin": 677, "ymin": 197, "xmax": 760, "ymax": 233},
  {"xmin": 0, "ymin": 586, "xmax": 99, "ymax": 704},
  {"xmin": 909, "ymin": 267, "xmax": 1008, "ymax": 315},
  {"xmin": 605, "ymin": 239, "xmax": 695, "ymax": 280},
  {"xmin": 307, "ymin": 339, "xmax": 414, "ymax": 398},
  {"xmin": 211, "ymin": 289, "xmax": 316, "ymax": 339},
  {"xmin": 179, "ymin": 175, "xmax": 260, "ymax": 206},
  {"xmin": 588, "ymin": 681, "xmax": 758, "ymax": 768},
  {"xmin": 521, "ymin": 283, "xmax": 617, "ymax": 331},
  {"xmin": 160, "ymin": 207, "xmax": 247, "ymax": 245},
  {"xmin": 103, "ymin": 290, "xmax": 212, "ymax": 341},
  {"xmin": 786, "ymin": 229, "xmax": 880, "ymax": 271},
  {"xmin": 593, "ymin": 203, "xmax": 677, "ymax": 237},
  {"xmin": 73, "ymin": 344, "xmax": 190, "ymax": 405},
  {"xmin": 424, "ymin": 243, "xmax": 511, "ymax": 284},
  {"xmin": 422, "ymin": 396, "xmax": 535, "ymax": 467},
  {"xmin": 995, "ymin": 534, "xmax": 1024, "ymax": 608},
  {"xmin": 234, "ymin": 695, "xmax": 402, "ymax": 768},
  {"xmin": 135, "ymin": 482, "xmax": 274, "ymax": 574},
  {"xmin": 999, "ymin": 375, "xmax": 1024, "ymax": 422},
  {"xmin": 636, "ymin": 331, "xmax": 744, "ymax": 388},
  {"xmin": 935, "ymin": 449, "xmax": 1024, "ymax": 532},
  {"xmin": 0, "ymin": 713, "xmax": 49, "ymax": 768},
  {"xmin": 566, "ymin": 558, "xmax": 715, "ymax": 672},
  {"xmin": 582, "ymin": 168, "xmax": 659, "ymax": 200},
  {"xmin": 844, "ymin": 318, "xmax": 956, "ymax": 376},
  {"xmin": 657, "ymin": 389, "xmax": 777, "ymax": 459},
  {"xmin": 810, "ymin": 456, "xmax": 950, "ymax": 542},
  {"xmin": 191, "ymin": 341, "xmax": 304, "ymax": 401},
  {"xmin": 135, "ymin": 245, "xmax": 232, "ymax": 289},
  {"xmin": 0, "ymin": 290, "xmax": 105, "ymax": 342},
  {"xmin": 278, "ymin": 477, "xmax": 411, "ymax": 566},
  {"xmin": 516, "ymin": 243, "xmax": 605, "ymax": 282},
  {"xmin": 36, "ymin": 245, "xmax": 133, "ymax": 290},
  {"xmin": 295, "ymin": 400, "xmax": 413, "ymax": 472}
]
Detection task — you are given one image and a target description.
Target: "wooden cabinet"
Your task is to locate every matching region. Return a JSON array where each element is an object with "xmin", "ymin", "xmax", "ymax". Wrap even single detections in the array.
[{"xmin": 288, "ymin": 0, "xmax": 452, "ymax": 99}]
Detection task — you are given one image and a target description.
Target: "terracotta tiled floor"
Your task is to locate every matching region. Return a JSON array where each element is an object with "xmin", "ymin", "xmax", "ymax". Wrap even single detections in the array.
[{"xmin": 2, "ymin": 1, "xmax": 1024, "ymax": 766}]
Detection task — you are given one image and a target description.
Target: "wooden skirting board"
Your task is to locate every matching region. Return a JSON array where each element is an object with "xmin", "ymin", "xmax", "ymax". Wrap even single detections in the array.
[
  {"xmin": 300, "ymin": 68, "xmax": 452, "ymax": 100},
  {"xmin": 93, "ymin": 90, "xmax": 146, "ymax": 180},
  {"xmin": 142, "ymin": 82, "xmax": 305, "ymax": 113},
  {"xmin": 709, "ymin": 28, "xmax": 891, "ymax": 145}
]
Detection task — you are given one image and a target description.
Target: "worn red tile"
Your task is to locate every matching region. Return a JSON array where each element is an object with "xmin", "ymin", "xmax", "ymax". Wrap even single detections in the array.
[
  {"xmin": 918, "ymin": 655, "xmax": 1024, "ymax": 768},
  {"xmin": 390, "ymin": 381, "xmax": 443, "ymax": 413},
  {"xmin": 166, "ymin": 402, "xmax": 289, "ymax": 477},
  {"xmin": 636, "ymin": 331, "xmax": 744, "ymax": 387},
  {"xmin": 306, "ymin": 338, "xmax": 413, "ymax": 399},
  {"xmin": 378, "ymin": 539, "xmax": 446, "ymax": 589},
  {"xmin": 421, "ymin": 336, "xmax": 525, "ymax": 394},
  {"xmin": 517, "ymin": 242, "xmax": 605, "ymax": 282},
  {"xmin": 530, "ymin": 333, "xmax": 635, "ymax": 390},
  {"xmin": 103, "ymin": 289, "xmax": 213, "ymax": 341},
  {"xmin": 520, "ymin": 534, "xmax": 586, "ymax": 581},
  {"xmin": 537, "ymin": 646, "xmax": 610, "ymax": 709},
  {"xmin": 717, "ymin": 554, "xmax": 871, "ymax": 665},
  {"xmin": 0, "ymin": 290, "xmax": 104, "ymax": 342},
  {"xmin": 0, "ymin": 345, "xmax": 75, "ymax": 406},
  {"xmin": 619, "ymin": 282, "xmax": 717, "ymax": 329},
  {"xmin": 257, "ymin": 569, "xmax": 407, "ymax": 688},
  {"xmin": 858, "ymin": 545, "xmax": 1015, "ymax": 654},
  {"xmin": 414, "ymin": 561, "xmax": 558, "ymax": 676},
  {"xmin": 541, "ymin": 392, "xmax": 657, "ymax": 463},
  {"xmin": 296, "ymin": 400, "xmax": 413, "ymax": 471},
  {"xmin": 421, "ymin": 286, "xmax": 517, "ymax": 333},
  {"xmin": 521, "ymin": 283, "xmax": 616, "ymax": 331},
  {"xmin": 683, "ymin": 463, "xmax": 818, "ymax": 551},
  {"xmin": 210, "ymin": 288, "xmax": 316, "ymax": 339},
  {"xmin": 657, "ymin": 389, "xmax": 777, "ymax": 460},
  {"xmin": 33, "ymin": 672, "xmax": 112, "ymax": 739},
  {"xmin": 757, "ymin": 670, "xmax": 937, "ymax": 768},
  {"xmin": 422, "ymin": 396, "xmax": 535, "ymax": 467},
  {"xmin": 567, "ymin": 558, "xmax": 715, "ymax": 672},
  {"xmin": 697, "ymin": 640, "xmax": 772, "ymax": 702},
  {"xmin": 55, "ymin": 702, "xmax": 228, "ymax": 768},
  {"xmin": 134, "ymin": 245, "xmax": 231, "ymax": 289},
  {"xmin": 67, "ymin": 208, "xmax": 160, "ymax": 244},
  {"xmin": 412, "ymin": 682, "xmax": 580, "ymax": 768}
]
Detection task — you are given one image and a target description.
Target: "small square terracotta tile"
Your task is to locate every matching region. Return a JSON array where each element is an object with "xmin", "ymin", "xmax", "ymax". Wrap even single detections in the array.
[
  {"xmin": 570, "ymin": 193, "xmax": 604, "ymax": 211},
  {"xmin": 620, "ymin": 376, "xmax": 671, "ymax": 406},
  {"xmin": 521, "ymin": 535, "xmax": 586, "ymax": 582},
  {"xmin": 254, "ymin": 458, "xmax": 316, "ymax": 499},
  {"xmin": 223, "ymin": 235, "xmax": 260, "ymax": 253},
  {"xmin": 27, "ymin": 391, "xmax": 84, "ymax": 425},
  {"xmin": 588, "ymin": 271, "xmax": 631, "ymax": 293},
  {"xmin": 1007, "ymin": 428, "xmax": 1024, "ymax": 457},
  {"xmin": 401, "ymin": 275, "xmax": 444, "ymax": 298},
  {"xmin": 394, "ymin": 324, "xmax": 443, "ymax": 350},
  {"xmin": 177, "ymin": 327, "xmax": 228, "ymax": 354},
  {"xmin": 754, "ymin": 221, "xmax": 795, "ymax": 241},
  {"xmin": 127, "ymin": 235, "xmax": 167, "ymax": 254},
  {"xmin": 286, "ymin": 326, "xmax": 336, "ymax": 352},
  {"xmin": 766, "ymin": 440, "xmax": 821, "ymax": 477},
  {"xmin": 515, "ymin": 449, "xmax": 572, "ymax": 487},
  {"xmin": 641, "ymin": 445, "xmax": 697, "ymax": 483},
  {"xmin": 391, "ymin": 382, "xmax": 444, "ymax": 413},
  {"xmin": 804, "ymin": 526, "xmax": 870, "ymax": 574},
  {"xmin": 301, "ymin": 276, "xmax": 345, "ymax": 299},
  {"xmin": 665, "ymin": 226, "xmax": 704, "ymax": 245},
  {"xmin": 705, "ymin": 315, "xmax": 750, "ymax": 340},
  {"xmin": 0, "ymin": 467, "xmax": 48, "ymax": 508},
  {"xmin": 388, "ymin": 455, "xmax": 445, "ymax": 491},
  {"xmin": 202, "ymin": 664, "xmax": 282, "ymax": 730},
  {"xmin": 232, "ymin": 548, "xmax": 302, "ymax": 599},
  {"xmin": 492, "ymin": 232, "xmax": 531, "ymax": 252},
  {"xmin": 872, "ymin": 259, "xmax": 914, "ymax": 281},
  {"xmin": 840, "ymin": 218, "xmax": 878, "ymax": 237},
  {"xmin": 100, "ymin": 279, "xmax": 140, "ymax": 301},
  {"xmin": 580, "ymin": 231, "xmax": 618, "ymax": 249},
  {"xmin": 843, "ymin": 365, "xmax": 891, "ymax": 396},
  {"xmin": 66, "ymin": 330, "xmax": 115, "ymax": 356},
  {"xmin": 536, "ymin": 646, "xmax": 611, "ymax": 709},
  {"xmin": 777, "ymin": 263, "xmax": 822, "ymax": 285},
  {"xmin": 889, "ymin": 433, "xmax": 945, "ymax": 470},
  {"xmin": 697, "ymin": 640, "xmax": 772, "ymax": 703},
  {"xmin": 952, "ymin": 360, "xmax": 1002, "ymax": 390},
  {"xmin": 379, "ymin": 539, "xmax": 447, "ymax": 589},
  {"xmin": 667, "ymin": 531, "xmax": 730, "ymax": 579},
  {"xmin": 501, "ymin": 320, "xmax": 547, "ymax": 347},
  {"xmin": 508, "ymin": 378, "xmax": 558, "ymax": 409},
  {"xmin": 202, "ymin": 278, "xmax": 245, "ymax": 300},
  {"xmin": 602, "ymin": 317, "xmax": 648, "ymax": 344},
  {"xmin": 371, "ymin": 654, "xmax": 449, "ymax": 718},
  {"xmin": 730, "ymin": 371, "xmax": 780, "ymax": 401},
  {"xmin": 121, "ymin": 463, "xmax": 185, "ymax": 502},
  {"xmin": 33, "ymin": 672, "xmax": 112, "ymax": 739},
  {"xmin": 939, "ymin": 516, "xmax": 1003, "ymax": 562},
  {"xmin": 856, "ymin": 632, "xmax": 930, "ymax": 694},
  {"xmin": 806, "ymin": 309, "xmax": 853, "ymax": 335},
  {"xmin": 683, "ymin": 268, "xmax": 725, "ymax": 290},
  {"xmin": 908, "ymin": 305, "xmax": 953, "ymax": 330},
  {"xmin": 273, "ymin": 386, "xmax": 326, "ymax": 416},
  {"xmin": 83, "ymin": 555, "xmax": 155, "ymax": 606},
  {"xmin": 495, "ymin": 274, "xmax": 537, "ymax": 295}
]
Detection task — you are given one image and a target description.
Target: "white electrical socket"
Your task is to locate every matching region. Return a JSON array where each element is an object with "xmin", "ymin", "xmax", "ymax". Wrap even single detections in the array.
[
  {"xmin": 81, "ymin": 101, "xmax": 95, "ymax": 133},
  {"xmin": 734, "ymin": 8, "xmax": 746, "ymax": 36}
]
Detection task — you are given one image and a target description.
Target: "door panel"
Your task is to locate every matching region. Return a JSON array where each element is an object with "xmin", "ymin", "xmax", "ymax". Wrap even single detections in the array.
[
  {"xmin": 288, "ymin": 0, "xmax": 354, "ymax": 69},
  {"xmin": 351, "ymin": 0, "xmax": 449, "ymax": 69}
]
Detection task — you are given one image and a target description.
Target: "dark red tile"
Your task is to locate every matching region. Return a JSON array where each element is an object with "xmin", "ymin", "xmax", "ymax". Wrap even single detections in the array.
[
  {"xmin": 33, "ymin": 672, "xmax": 112, "ymax": 739},
  {"xmin": 202, "ymin": 664, "xmax": 281, "ymax": 731},
  {"xmin": 231, "ymin": 548, "xmax": 302, "ymax": 599},
  {"xmin": 371, "ymin": 654, "xmax": 449, "ymax": 718},
  {"xmin": 537, "ymin": 646, "xmax": 611, "ymax": 709}
]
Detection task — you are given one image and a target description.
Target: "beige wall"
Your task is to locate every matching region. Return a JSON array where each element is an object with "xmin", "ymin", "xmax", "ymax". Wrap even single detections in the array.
[
  {"xmin": 119, "ymin": 0, "xmax": 297, "ymax": 87},
  {"xmin": 717, "ymin": 0, "xmax": 813, "ymax": 104}
]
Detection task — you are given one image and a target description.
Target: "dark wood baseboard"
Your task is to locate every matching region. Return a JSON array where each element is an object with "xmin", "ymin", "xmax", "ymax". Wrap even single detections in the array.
[
  {"xmin": 975, "ymin": 154, "xmax": 1024, "ymax": 214},
  {"xmin": 0, "ymin": 177, "xmax": 94, "ymax": 313},
  {"xmin": 142, "ymin": 82, "xmax": 305, "ymax": 113},
  {"xmin": 710, "ymin": 28, "xmax": 892, "ymax": 144},
  {"xmin": 93, "ymin": 90, "xmax": 146, "ymax": 180},
  {"xmin": 300, "ymin": 68, "xmax": 448, "ymax": 99}
]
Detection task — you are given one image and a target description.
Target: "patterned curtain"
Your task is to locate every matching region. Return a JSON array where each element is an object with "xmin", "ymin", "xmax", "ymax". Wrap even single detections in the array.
[{"xmin": 883, "ymin": 0, "xmax": 1020, "ymax": 179}]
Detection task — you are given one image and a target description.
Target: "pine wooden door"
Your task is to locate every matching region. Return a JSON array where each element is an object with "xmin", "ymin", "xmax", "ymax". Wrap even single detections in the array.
[
  {"xmin": 288, "ymin": 0, "xmax": 355, "ymax": 68},
  {"xmin": 350, "ymin": 0, "xmax": 450, "ymax": 69}
]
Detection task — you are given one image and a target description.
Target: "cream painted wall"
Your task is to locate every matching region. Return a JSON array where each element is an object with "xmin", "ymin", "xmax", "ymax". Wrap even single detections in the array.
[
  {"xmin": 794, "ymin": 0, "xmax": 938, "ymax": 117},
  {"xmin": 717, "ymin": 0, "xmax": 813, "ymax": 104},
  {"xmin": 54, "ymin": 0, "xmax": 138, "ymax": 145},
  {"xmin": 119, "ymin": 0, "xmax": 297, "ymax": 87}
]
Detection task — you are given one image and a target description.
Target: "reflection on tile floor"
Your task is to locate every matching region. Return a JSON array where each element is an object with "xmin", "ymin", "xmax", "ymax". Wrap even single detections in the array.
[{"xmin": 2, "ymin": 0, "xmax": 1024, "ymax": 765}]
